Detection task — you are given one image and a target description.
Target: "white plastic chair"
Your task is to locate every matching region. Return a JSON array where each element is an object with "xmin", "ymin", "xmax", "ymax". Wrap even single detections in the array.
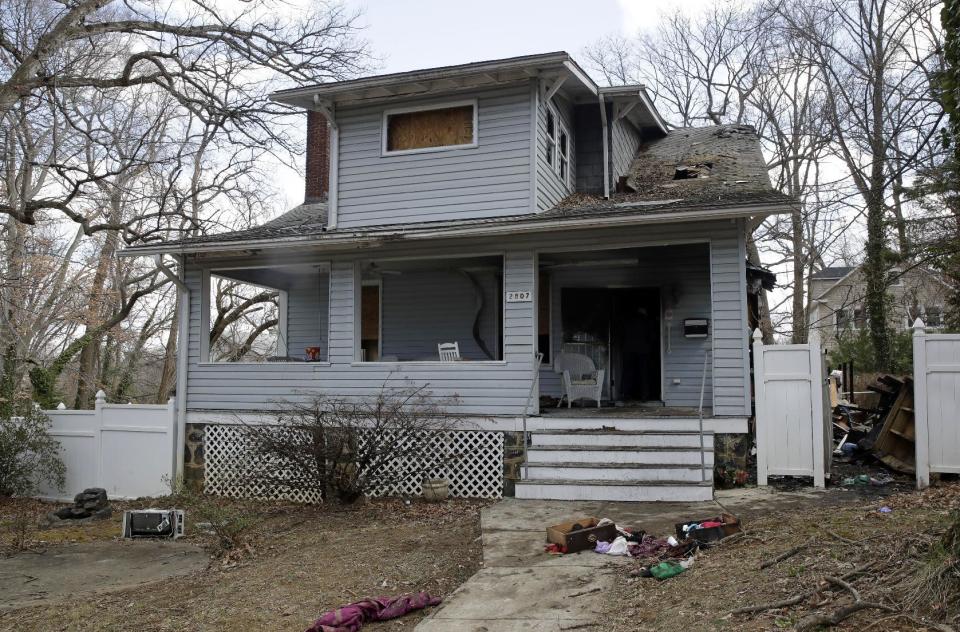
[
  {"xmin": 554, "ymin": 352, "xmax": 604, "ymax": 408},
  {"xmin": 438, "ymin": 342, "xmax": 461, "ymax": 361}
]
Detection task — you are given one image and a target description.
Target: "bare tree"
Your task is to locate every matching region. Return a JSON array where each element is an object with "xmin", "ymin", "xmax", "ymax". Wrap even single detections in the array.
[
  {"xmin": 771, "ymin": 0, "xmax": 944, "ymax": 367},
  {"xmin": 0, "ymin": 0, "xmax": 370, "ymax": 406}
]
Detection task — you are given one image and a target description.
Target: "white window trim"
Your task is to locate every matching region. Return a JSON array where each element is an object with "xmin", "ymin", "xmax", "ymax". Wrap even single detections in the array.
[
  {"xmin": 380, "ymin": 99, "xmax": 478, "ymax": 157},
  {"xmin": 545, "ymin": 103, "xmax": 570, "ymax": 186}
]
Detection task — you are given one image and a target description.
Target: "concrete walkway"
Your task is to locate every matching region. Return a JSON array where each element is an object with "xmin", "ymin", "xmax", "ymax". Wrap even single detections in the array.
[{"xmin": 416, "ymin": 488, "xmax": 827, "ymax": 631}]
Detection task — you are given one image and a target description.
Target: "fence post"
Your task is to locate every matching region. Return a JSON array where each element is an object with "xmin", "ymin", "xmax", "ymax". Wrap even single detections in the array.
[
  {"xmin": 94, "ymin": 390, "xmax": 106, "ymax": 490},
  {"xmin": 752, "ymin": 329, "xmax": 768, "ymax": 486},
  {"xmin": 913, "ymin": 318, "xmax": 930, "ymax": 490},
  {"xmin": 809, "ymin": 331, "xmax": 826, "ymax": 489},
  {"xmin": 167, "ymin": 396, "xmax": 178, "ymax": 491}
]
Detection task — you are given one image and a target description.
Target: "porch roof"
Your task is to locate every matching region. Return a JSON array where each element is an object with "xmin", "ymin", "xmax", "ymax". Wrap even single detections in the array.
[{"xmin": 121, "ymin": 192, "xmax": 794, "ymax": 257}]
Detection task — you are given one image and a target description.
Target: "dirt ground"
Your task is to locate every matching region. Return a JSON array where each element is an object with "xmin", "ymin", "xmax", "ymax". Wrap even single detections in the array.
[
  {"xmin": 0, "ymin": 496, "xmax": 485, "ymax": 632},
  {"xmin": 600, "ymin": 481, "xmax": 960, "ymax": 632}
]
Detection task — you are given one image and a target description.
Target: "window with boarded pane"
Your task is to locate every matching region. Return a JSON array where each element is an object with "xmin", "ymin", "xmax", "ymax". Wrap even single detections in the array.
[{"xmin": 383, "ymin": 101, "xmax": 476, "ymax": 154}]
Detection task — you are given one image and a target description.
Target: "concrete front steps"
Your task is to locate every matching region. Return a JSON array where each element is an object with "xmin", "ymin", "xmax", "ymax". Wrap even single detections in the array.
[{"xmin": 514, "ymin": 430, "xmax": 714, "ymax": 502}]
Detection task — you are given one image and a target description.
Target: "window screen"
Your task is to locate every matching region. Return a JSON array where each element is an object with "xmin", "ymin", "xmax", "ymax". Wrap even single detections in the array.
[{"xmin": 385, "ymin": 104, "xmax": 475, "ymax": 152}]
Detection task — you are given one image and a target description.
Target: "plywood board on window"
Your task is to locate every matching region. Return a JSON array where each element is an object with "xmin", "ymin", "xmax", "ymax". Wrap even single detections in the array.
[{"xmin": 387, "ymin": 105, "xmax": 473, "ymax": 152}]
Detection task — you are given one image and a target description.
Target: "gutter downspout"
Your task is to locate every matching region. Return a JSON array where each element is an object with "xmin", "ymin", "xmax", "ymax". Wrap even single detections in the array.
[
  {"xmin": 313, "ymin": 95, "xmax": 339, "ymax": 229},
  {"xmin": 159, "ymin": 254, "xmax": 190, "ymax": 484},
  {"xmin": 598, "ymin": 94, "xmax": 610, "ymax": 199}
]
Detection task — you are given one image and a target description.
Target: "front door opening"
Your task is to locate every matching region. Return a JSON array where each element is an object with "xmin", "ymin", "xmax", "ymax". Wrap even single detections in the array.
[{"xmin": 560, "ymin": 287, "xmax": 661, "ymax": 402}]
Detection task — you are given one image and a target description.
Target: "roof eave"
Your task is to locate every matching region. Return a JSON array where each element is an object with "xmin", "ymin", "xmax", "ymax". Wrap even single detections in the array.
[
  {"xmin": 120, "ymin": 201, "xmax": 794, "ymax": 258},
  {"xmin": 271, "ymin": 52, "xmax": 598, "ymax": 109}
]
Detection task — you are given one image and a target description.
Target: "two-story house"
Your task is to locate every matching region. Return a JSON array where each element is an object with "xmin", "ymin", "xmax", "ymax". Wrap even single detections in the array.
[
  {"xmin": 125, "ymin": 52, "xmax": 795, "ymax": 501},
  {"xmin": 808, "ymin": 264, "xmax": 948, "ymax": 351}
]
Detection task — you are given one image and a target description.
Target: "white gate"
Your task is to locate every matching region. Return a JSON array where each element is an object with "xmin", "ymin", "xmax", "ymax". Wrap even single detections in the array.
[
  {"xmin": 34, "ymin": 392, "xmax": 177, "ymax": 501},
  {"xmin": 913, "ymin": 320, "xmax": 960, "ymax": 489},
  {"xmin": 752, "ymin": 330, "xmax": 831, "ymax": 488}
]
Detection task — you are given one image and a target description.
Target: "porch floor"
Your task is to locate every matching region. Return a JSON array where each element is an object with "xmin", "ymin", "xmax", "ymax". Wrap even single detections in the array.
[{"xmin": 537, "ymin": 403, "xmax": 713, "ymax": 418}]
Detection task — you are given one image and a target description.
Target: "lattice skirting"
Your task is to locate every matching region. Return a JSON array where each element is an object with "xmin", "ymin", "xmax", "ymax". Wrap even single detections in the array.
[{"xmin": 203, "ymin": 424, "xmax": 504, "ymax": 502}]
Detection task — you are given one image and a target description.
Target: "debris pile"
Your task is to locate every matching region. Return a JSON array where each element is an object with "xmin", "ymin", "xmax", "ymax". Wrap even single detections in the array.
[
  {"xmin": 544, "ymin": 514, "xmax": 742, "ymax": 580},
  {"xmin": 831, "ymin": 371, "xmax": 917, "ymax": 475}
]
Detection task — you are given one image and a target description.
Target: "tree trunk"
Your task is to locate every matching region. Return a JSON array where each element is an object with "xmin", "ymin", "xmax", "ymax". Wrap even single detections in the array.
[
  {"xmin": 156, "ymin": 296, "xmax": 179, "ymax": 403},
  {"xmin": 74, "ymin": 211, "xmax": 121, "ymax": 408},
  {"xmin": 790, "ymin": 206, "xmax": 808, "ymax": 344}
]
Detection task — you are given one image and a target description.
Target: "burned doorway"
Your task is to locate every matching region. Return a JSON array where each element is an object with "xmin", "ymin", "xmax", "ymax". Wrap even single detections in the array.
[{"xmin": 560, "ymin": 288, "xmax": 661, "ymax": 402}]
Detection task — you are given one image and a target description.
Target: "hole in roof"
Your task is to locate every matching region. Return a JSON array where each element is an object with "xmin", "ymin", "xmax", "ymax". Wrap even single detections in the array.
[{"xmin": 673, "ymin": 162, "xmax": 713, "ymax": 180}]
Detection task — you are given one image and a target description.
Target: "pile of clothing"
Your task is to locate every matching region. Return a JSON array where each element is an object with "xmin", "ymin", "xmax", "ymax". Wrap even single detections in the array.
[{"xmin": 589, "ymin": 518, "xmax": 708, "ymax": 580}]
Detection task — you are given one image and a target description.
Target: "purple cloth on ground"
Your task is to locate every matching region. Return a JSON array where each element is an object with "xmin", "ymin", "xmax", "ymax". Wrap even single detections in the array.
[
  {"xmin": 305, "ymin": 591, "xmax": 442, "ymax": 632},
  {"xmin": 595, "ymin": 541, "xmax": 613, "ymax": 554},
  {"xmin": 630, "ymin": 535, "xmax": 672, "ymax": 558}
]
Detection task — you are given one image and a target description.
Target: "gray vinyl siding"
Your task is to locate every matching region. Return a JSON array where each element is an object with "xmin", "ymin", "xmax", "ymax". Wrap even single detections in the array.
[
  {"xmin": 610, "ymin": 118, "xmax": 642, "ymax": 183},
  {"xmin": 182, "ymin": 220, "xmax": 749, "ymax": 417},
  {"xmin": 285, "ymin": 273, "xmax": 328, "ymax": 358},
  {"xmin": 335, "ymin": 85, "xmax": 533, "ymax": 228},
  {"xmin": 538, "ymin": 243, "xmax": 713, "ymax": 408},
  {"xmin": 380, "ymin": 269, "xmax": 500, "ymax": 361},
  {"xmin": 535, "ymin": 93, "xmax": 576, "ymax": 210}
]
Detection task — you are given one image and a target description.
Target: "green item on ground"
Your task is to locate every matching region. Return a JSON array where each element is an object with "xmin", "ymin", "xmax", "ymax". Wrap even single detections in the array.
[
  {"xmin": 649, "ymin": 561, "xmax": 686, "ymax": 580},
  {"xmin": 855, "ymin": 474, "xmax": 871, "ymax": 485}
]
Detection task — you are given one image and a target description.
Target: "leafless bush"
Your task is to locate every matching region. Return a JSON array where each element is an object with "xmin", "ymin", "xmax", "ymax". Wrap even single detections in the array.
[{"xmin": 238, "ymin": 385, "xmax": 463, "ymax": 504}]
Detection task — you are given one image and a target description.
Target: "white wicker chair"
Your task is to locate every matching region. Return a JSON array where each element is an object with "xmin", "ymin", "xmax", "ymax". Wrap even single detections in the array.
[
  {"xmin": 554, "ymin": 352, "xmax": 604, "ymax": 408},
  {"xmin": 437, "ymin": 342, "xmax": 461, "ymax": 361}
]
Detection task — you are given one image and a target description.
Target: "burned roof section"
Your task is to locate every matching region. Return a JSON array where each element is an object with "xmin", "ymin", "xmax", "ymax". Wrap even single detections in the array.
[{"xmin": 556, "ymin": 124, "xmax": 782, "ymax": 211}]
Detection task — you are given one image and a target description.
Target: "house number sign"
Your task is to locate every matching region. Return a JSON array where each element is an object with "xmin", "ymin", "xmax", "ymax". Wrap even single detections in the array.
[{"xmin": 506, "ymin": 291, "xmax": 532, "ymax": 303}]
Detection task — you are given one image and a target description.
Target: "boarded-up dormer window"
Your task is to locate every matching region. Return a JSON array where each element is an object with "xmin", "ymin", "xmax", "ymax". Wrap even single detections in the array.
[{"xmin": 383, "ymin": 101, "xmax": 477, "ymax": 154}]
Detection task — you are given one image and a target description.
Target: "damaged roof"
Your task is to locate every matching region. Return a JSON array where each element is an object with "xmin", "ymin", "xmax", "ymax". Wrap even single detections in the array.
[
  {"xmin": 557, "ymin": 124, "xmax": 781, "ymax": 211},
  {"xmin": 122, "ymin": 124, "xmax": 793, "ymax": 256}
]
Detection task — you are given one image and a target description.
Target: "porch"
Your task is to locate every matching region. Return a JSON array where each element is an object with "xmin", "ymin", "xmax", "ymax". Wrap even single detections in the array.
[{"xmin": 182, "ymin": 221, "xmax": 752, "ymax": 501}]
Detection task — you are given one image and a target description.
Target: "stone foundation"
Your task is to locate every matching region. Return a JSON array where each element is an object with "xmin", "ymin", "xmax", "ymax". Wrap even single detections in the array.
[
  {"xmin": 713, "ymin": 432, "xmax": 752, "ymax": 488},
  {"xmin": 502, "ymin": 431, "xmax": 524, "ymax": 497},
  {"xmin": 183, "ymin": 423, "xmax": 206, "ymax": 490}
]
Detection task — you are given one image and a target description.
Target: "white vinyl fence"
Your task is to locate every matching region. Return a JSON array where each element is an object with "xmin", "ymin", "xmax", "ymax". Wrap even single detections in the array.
[
  {"xmin": 752, "ymin": 329, "xmax": 832, "ymax": 488},
  {"xmin": 913, "ymin": 321, "xmax": 960, "ymax": 489},
  {"xmin": 34, "ymin": 391, "xmax": 177, "ymax": 501}
]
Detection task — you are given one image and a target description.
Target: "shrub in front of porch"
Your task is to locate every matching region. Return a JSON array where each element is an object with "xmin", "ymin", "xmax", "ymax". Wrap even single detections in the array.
[{"xmin": 237, "ymin": 386, "xmax": 461, "ymax": 504}]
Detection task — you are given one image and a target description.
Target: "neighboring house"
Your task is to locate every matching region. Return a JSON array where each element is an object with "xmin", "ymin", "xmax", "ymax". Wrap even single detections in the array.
[
  {"xmin": 808, "ymin": 264, "xmax": 948, "ymax": 350},
  {"xmin": 124, "ymin": 52, "xmax": 794, "ymax": 501}
]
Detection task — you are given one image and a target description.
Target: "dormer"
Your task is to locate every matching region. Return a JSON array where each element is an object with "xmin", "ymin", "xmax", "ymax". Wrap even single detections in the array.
[{"xmin": 271, "ymin": 52, "xmax": 668, "ymax": 230}]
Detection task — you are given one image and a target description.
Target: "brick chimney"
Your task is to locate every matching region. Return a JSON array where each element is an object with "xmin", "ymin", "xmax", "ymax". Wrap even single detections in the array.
[{"xmin": 305, "ymin": 110, "xmax": 330, "ymax": 203}]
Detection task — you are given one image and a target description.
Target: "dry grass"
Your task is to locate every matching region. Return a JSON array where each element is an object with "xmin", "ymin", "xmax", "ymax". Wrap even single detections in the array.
[
  {"xmin": 601, "ymin": 482, "xmax": 960, "ymax": 632},
  {"xmin": 0, "ymin": 496, "xmax": 487, "ymax": 631}
]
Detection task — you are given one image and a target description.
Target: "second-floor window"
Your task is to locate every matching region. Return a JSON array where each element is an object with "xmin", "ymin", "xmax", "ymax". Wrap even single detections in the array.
[
  {"xmin": 382, "ymin": 100, "xmax": 477, "ymax": 155},
  {"xmin": 545, "ymin": 105, "xmax": 570, "ymax": 184}
]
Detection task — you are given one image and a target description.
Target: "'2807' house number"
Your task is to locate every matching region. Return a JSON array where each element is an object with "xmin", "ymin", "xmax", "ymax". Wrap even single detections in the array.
[{"xmin": 506, "ymin": 291, "xmax": 532, "ymax": 303}]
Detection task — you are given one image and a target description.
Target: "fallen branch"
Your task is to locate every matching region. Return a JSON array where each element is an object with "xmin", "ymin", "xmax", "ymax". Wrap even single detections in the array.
[
  {"xmin": 822, "ymin": 529, "xmax": 856, "ymax": 544},
  {"xmin": 795, "ymin": 601, "xmax": 895, "ymax": 631},
  {"xmin": 824, "ymin": 576, "xmax": 860, "ymax": 602},
  {"xmin": 567, "ymin": 587, "xmax": 602, "ymax": 598},
  {"xmin": 731, "ymin": 563, "xmax": 876, "ymax": 615},
  {"xmin": 760, "ymin": 538, "xmax": 814, "ymax": 570}
]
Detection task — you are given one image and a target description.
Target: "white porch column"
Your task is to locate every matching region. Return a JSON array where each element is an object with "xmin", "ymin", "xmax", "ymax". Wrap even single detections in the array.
[
  {"xmin": 503, "ymin": 251, "xmax": 538, "ymax": 414},
  {"xmin": 328, "ymin": 261, "xmax": 359, "ymax": 365}
]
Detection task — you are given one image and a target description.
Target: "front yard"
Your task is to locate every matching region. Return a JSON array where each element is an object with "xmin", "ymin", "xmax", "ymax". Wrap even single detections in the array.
[
  {"xmin": 600, "ymin": 482, "xmax": 960, "ymax": 631},
  {"xmin": 0, "ymin": 496, "xmax": 485, "ymax": 631}
]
